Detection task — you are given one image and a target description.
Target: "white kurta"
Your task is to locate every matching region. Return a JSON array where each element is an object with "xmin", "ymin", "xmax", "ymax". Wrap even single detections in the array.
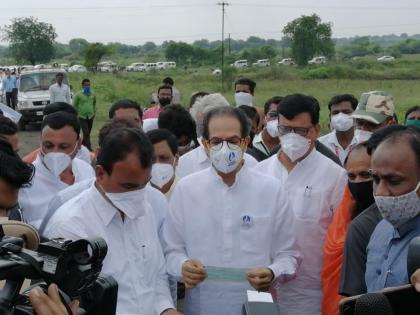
[
  {"xmin": 44, "ymin": 183, "xmax": 174, "ymax": 315},
  {"xmin": 255, "ymin": 149, "xmax": 347, "ymax": 315},
  {"xmin": 176, "ymin": 145, "xmax": 258, "ymax": 178},
  {"xmin": 163, "ymin": 165, "xmax": 301, "ymax": 315},
  {"xmin": 49, "ymin": 83, "xmax": 71, "ymax": 104},
  {"xmin": 318, "ymin": 130, "xmax": 357, "ymax": 165},
  {"xmin": 18, "ymin": 156, "xmax": 95, "ymax": 229}
]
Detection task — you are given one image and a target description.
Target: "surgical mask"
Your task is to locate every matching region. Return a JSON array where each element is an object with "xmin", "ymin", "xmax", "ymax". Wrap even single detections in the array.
[
  {"xmin": 354, "ymin": 129, "xmax": 372, "ymax": 143},
  {"xmin": 331, "ymin": 113, "xmax": 353, "ymax": 132},
  {"xmin": 151, "ymin": 163, "xmax": 175, "ymax": 189},
  {"xmin": 83, "ymin": 87, "xmax": 91, "ymax": 95},
  {"xmin": 41, "ymin": 143, "xmax": 77, "ymax": 177},
  {"xmin": 235, "ymin": 92, "xmax": 253, "ymax": 107},
  {"xmin": 105, "ymin": 188, "xmax": 147, "ymax": 217},
  {"xmin": 280, "ymin": 133, "xmax": 311, "ymax": 162},
  {"xmin": 375, "ymin": 182, "xmax": 420, "ymax": 227},
  {"xmin": 159, "ymin": 98, "xmax": 171, "ymax": 106},
  {"xmin": 406, "ymin": 120, "xmax": 420, "ymax": 128},
  {"xmin": 209, "ymin": 142, "xmax": 243, "ymax": 174},
  {"xmin": 266, "ymin": 120, "xmax": 279, "ymax": 138},
  {"xmin": 348, "ymin": 180, "xmax": 374, "ymax": 215}
]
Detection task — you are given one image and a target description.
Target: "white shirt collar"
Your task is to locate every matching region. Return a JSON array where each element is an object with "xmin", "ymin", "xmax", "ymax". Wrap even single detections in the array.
[{"xmin": 90, "ymin": 183, "xmax": 119, "ymax": 226}]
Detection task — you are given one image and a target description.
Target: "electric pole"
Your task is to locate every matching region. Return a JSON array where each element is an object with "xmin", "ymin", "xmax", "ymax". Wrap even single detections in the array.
[{"xmin": 217, "ymin": 2, "xmax": 229, "ymax": 90}]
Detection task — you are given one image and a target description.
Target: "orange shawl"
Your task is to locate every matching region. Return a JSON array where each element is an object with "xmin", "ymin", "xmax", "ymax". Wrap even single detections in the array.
[{"xmin": 322, "ymin": 185, "xmax": 355, "ymax": 315}]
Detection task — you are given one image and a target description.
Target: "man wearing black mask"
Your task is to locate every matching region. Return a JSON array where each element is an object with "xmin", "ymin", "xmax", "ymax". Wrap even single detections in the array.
[{"xmin": 144, "ymin": 85, "xmax": 173, "ymax": 119}]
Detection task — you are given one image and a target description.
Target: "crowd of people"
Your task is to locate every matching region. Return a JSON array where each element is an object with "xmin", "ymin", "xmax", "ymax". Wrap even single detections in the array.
[{"xmin": 0, "ymin": 74, "xmax": 419, "ymax": 315}]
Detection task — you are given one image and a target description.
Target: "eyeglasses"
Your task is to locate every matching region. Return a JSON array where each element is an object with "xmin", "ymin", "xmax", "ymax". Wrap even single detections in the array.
[
  {"xmin": 205, "ymin": 136, "xmax": 243, "ymax": 151},
  {"xmin": 277, "ymin": 124, "xmax": 312, "ymax": 137}
]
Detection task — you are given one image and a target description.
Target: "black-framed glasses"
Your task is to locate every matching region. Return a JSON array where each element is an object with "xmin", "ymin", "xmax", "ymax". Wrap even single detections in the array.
[
  {"xmin": 206, "ymin": 136, "xmax": 243, "ymax": 151},
  {"xmin": 277, "ymin": 124, "xmax": 312, "ymax": 137}
]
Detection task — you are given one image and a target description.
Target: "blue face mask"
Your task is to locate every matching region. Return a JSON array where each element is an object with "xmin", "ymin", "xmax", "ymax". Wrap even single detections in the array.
[{"xmin": 83, "ymin": 87, "xmax": 91, "ymax": 95}]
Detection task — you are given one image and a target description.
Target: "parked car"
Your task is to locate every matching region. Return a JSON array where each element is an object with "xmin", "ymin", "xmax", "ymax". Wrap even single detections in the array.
[
  {"xmin": 126, "ymin": 62, "xmax": 146, "ymax": 72},
  {"xmin": 145, "ymin": 63, "xmax": 157, "ymax": 71},
  {"xmin": 165, "ymin": 61, "xmax": 176, "ymax": 69},
  {"xmin": 231, "ymin": 60, "xmax": 248, "ymax": 68},
  {"xmin": 308, "ymin": 56, "xmax": 327, "ymax": 65},
  {"xmin": 212, "ymin": 68, "xmax": 222, "ymax": 75},
  {"xmin": 98, "ymin": 61, "xmax": 117, "ymax": 72},
  {"xmin": 68, "ymin": 65, "xmax": 87, "ymax": 73},
  {"xmin": 278, "ymin": 58, "xmax": 295, "ymax": 65},
  {"xmin": 377, "ymin": 55, "xmax": 395, "ymax": 62},
  {"xmin": 16, "ymin": 69, "xmax": 71, "ymax": 130},
  {"xmin": 253, "ymin": 59, "xmax": 270, "ymax": 67}
]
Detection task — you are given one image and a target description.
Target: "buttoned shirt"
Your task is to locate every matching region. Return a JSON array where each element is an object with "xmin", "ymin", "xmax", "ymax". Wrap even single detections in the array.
[
  {"xmin": 176, "ymin": 145, "xmax": 258, "ymax": 178},
  {"xmin": 318, "ymin": 131, "xmax": 357, "ymax": 165},
  {"xmin": 163, "ymin": 165, "xmax": 301, "ymax": 315},
  {"xmin": 49, "ymin": 83, "xmax": 71, "ymax": 104},
  {"xmin": 73, "ymin": 90, "xmax": 96, "ymax": 119},
  {"xmin": 45, "ymin": 183, "xmax": 174, "ymax": 315},
  {"xmin": 2, "ymin": 76, "xmax": 17, "ymax": 93},
  {"xmin": 254, "ymin": 149, "xmax": 347, "ymax": 315},
  {"xmin": 18, "ymin": 156, "xmax": 95, "ymax": 229},
  {"xmin": 365, "ymin": 215, "xmax": 420, "ymax": 292}
]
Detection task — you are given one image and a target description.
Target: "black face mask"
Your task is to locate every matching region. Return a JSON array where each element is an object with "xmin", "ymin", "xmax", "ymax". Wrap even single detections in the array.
[
  {"xmin": 348, "ymin": 180, "xmax": 375, "ymax": 216},
  {"xmin": 159, "ymin": 98, "xmax": 171, "ymax": 106}
]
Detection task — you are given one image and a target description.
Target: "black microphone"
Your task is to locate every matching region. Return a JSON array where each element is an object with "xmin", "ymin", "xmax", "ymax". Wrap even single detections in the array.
[{"xmin": 354, "ymin": 293, "xmax": 393, "ymax": 315}]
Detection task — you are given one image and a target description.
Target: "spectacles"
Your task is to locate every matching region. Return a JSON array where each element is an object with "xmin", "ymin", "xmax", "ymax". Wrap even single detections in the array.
[
  {"xmin": 277, "ymin": 124, "xmax": 312, "ymax": 137},
  {"xmin": 206, "ymin": 136, "xmax": 243, "ymax": 151}
]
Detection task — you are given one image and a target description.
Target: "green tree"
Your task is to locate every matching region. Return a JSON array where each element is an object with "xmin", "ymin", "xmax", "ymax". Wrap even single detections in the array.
[
  {"xmin": 69, "ymin": 38, "xmax": 89, "ymax": 54},
  {"xmin": 164, "ymin": 42, "xmax": 195, "ymax": 65},
  {"xmin": 283, "ymin": 14, "xmax": 334, "ymax": 66},
  {"xmin": 84, "ymin": 43, "xmax": 114, "ymax": 71},
  {"xmin": 2, "ymin": 17, "xmax": 57, "ymax": 65}
]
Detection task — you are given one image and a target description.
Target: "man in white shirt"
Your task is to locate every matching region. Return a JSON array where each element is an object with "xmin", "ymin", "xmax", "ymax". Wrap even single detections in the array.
[
  {"xmin": 45, "ymin": 128, "xmax": 179, "ymax": 315},
  {"xmin": 177, "ymin": 93, "xmax": 257, "ymax": 178},
  {"xmin": 318, "ymin": 94, "xmax": 358, "ymax": 164},
  {"xmin": 255, "ymin": 94, "xmax": 347, "ymax": 315},
  {"xmin": 49, "ymin": 73, "xmax": 71, "ymax": 104},
  {"xmin": 163, "ymin": 106, "xmax": 301, "ymax": 315},
  {"xmin": 18, "ymin": 112, "xmax": 94, "ymax": 228}
]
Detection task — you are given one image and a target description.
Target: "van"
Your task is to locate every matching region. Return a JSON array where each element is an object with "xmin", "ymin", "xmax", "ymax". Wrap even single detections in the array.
[
  {"xmin": 16, "ymin": 69, "xmax": 71, "ymax": 130},
  {"xmin": 232, "ymin": 60, "xmax": 248, "ymax": 68},
  {"xmin": 253, "ymin": 59, "xmax": 270, "ymax": 67},
  {"xmin": 308, "ymin": 56, "xmax": 327, "ymax": 65}
]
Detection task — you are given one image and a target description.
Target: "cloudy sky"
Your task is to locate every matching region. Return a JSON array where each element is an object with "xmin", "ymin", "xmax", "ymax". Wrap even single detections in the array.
[{"xmin": 1, "ymin": 0, "xmax": 419, "ymax": 44}]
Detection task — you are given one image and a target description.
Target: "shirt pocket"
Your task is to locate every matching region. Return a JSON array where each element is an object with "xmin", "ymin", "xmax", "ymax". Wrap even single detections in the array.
[
  {"xmin": 291, "ymin": 187, "xmax": 323, "ymax": 222},
  {"xmin": 239, "ymin": 216, "xmax": 271, "ymax": 256}
]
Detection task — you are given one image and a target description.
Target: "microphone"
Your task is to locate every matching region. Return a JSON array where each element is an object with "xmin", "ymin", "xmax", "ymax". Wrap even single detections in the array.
[{"xmin": 354, "ymin": 293, "xmax": 393, "ymax": 315}]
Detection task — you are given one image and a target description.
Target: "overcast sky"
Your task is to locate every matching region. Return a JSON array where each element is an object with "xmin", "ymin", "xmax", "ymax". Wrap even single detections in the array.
[{"xmin": 1, "ymin": 0, "xmax": 420, "ymax": 45}]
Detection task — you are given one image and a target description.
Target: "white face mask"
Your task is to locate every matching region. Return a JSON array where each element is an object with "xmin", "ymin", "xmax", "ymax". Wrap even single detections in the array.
[
  {"xmin": 234, "ymin": 92, "xmax": 253, "ymax": 107},
  {"xmin": 331, "ymin": 113, "xmax": 354, "ymax": 132},
  {"xmin": 354, "ymin": 129, "xmax": 373, "ymax": 143},
  {"xmin": 266, "ymin": 120, "xmax": 279, "ymax": 138},
  {"xmin": 151, "ymin": 163, "xmax": 175, "ymax": 189},
  {"xmin": 375, "ymin": 182, "xmax": 420, "ymax": 227},
  {"xmin": 209, "ymin": 142, "xmax": 243, "ymax": 174},
  {"xmin": 41, "ymin": 143, "xmax": 78, "ymax": 177},
  {"xmin": 105, "ymin": 188, "xmax": 147, "ymax": 217},
  {"xmin": 280, "ymin": 133, "xmax": 311, "ymax": 162}
]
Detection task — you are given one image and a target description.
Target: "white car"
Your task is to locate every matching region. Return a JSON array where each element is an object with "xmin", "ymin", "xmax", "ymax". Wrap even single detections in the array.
[
  {"xmin": 212, "ymin": 69, "xmax": 222, "ymax": 75},
  {"xmin": 377, "ymin": 56, "xmax": 395, "ymax": 62},
  {"xmin": 308, "ymin": 56, "xmax": 327, "ymax": 65},
  {"xmin": 98, "ymin": 61, "xmax": 117, "ymax": 72},
  {"xmin": 231, "ymin": 60, "xmax": 248, "ymax": 68},
  {"xmin": 68, "ymin": 65, "xmax": 87, "ymax": 73},
  {"xmin": 253, "ymin": 59, "xmax": 270, "ymax": 67},
  {"xmin": 145, "ymin": 63, "xmax": 157, "ymax": 71},
  {"xmin": 278, "ymin": 58, "xmax": 295, "ymax": 66},
  {"xmin": 126, "ymin": 63, "xmax": 146, "ymax": 72}
]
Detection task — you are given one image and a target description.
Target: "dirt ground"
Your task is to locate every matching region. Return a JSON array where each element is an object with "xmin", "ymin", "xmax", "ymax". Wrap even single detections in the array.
[{"xmin": 18, "ymin": 123, "xmax": 41, "ymax": 158}]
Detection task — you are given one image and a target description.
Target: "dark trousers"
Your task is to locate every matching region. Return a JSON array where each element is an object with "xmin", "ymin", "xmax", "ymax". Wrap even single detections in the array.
[
  {"xmin": 5, "ymin": 91, "xmax": 17, "ymax": 109},
  {"xmin": 80, "ymin": 117, "xmax": 94, "ymax": 151}
]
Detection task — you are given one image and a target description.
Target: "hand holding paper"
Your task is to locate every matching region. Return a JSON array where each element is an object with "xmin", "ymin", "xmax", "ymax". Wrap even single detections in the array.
[
  {"xmin": 247, "ymin": 268, "xmax": 274, "ymax": 292},
  {"xmin": 182, "ymin": 259, "xmax": 207, "ymax": 288}
]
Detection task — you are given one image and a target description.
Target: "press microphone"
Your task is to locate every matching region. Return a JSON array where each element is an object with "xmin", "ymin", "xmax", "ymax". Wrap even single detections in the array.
[{"xmin": 354, "ymin": 293, "xmax": 393, "ymax": 315}]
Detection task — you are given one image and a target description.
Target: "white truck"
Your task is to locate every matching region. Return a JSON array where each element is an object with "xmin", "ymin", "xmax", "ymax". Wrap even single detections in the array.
[{"xmin": 16, "ymin": 69, "xmax": 71, "ymax": 130}]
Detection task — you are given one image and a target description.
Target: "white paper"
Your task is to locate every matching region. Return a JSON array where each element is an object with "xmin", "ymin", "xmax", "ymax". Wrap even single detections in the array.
[{"xmin": 247, "ymin": 290, "xmax": 273, "ymax": 303}]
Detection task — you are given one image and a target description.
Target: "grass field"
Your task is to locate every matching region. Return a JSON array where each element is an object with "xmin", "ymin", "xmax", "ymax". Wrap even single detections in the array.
[{"xmin": 67, "ymin": 70, "xmax": 420, "ymax": 147}]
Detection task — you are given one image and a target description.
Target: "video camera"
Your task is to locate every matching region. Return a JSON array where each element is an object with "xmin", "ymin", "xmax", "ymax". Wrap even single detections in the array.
[{"xmin": 0, "ymin": 235, "xmax": 118, "ymax": 315}]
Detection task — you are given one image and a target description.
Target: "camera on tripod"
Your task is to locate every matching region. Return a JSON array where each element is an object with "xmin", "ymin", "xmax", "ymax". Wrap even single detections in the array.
[{"xmin": 0, "ymin": 234, "xmax": 118, "ymax": 315}]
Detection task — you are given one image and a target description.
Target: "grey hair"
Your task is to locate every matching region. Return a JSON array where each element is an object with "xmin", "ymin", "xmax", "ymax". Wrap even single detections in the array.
[{"xmin": 190, "ymin": 93, "xmax": 230, "ymax": 137}]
